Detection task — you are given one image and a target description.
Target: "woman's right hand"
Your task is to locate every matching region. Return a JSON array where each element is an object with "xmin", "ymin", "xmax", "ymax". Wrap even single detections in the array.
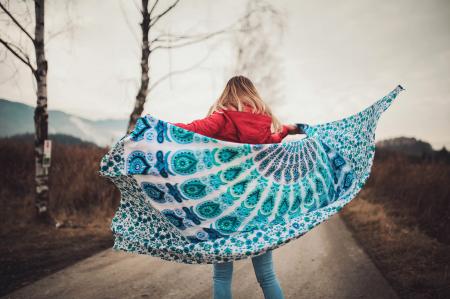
[{"xmin": 285, "ymin": 124, "xmax": 300, "ymax": 135}]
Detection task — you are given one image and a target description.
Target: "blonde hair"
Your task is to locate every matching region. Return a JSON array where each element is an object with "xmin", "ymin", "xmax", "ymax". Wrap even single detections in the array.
[{"xmin": 207, "ymin": 75, "xmax": 283, "ymax": 133}]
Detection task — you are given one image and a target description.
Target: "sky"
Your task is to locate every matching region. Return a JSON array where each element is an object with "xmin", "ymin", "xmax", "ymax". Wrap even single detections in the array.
[{"xmin": 0, "ymin": 0, "xmax": 449, "ymax": 149}]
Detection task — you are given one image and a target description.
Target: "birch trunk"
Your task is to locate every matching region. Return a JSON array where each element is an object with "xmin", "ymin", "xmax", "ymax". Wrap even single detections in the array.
[
  {"xmin": 127, "ymin": 0, "xmax": 150, "ymax": 134},
  {"xmin": 34, "ymin": 0, "xmax": 51, "ymax": 221}
]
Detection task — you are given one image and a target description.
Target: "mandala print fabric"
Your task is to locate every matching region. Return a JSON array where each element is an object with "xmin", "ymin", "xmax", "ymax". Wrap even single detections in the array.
[{"xmin": 99, "ymin": 85, "xmax": 404, "ymax": 264}]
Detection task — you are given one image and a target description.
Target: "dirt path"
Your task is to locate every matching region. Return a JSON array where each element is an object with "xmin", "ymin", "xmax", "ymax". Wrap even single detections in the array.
[{"xmin": 3, "ymin": 214, "xmax": 398, "ymax": 299}]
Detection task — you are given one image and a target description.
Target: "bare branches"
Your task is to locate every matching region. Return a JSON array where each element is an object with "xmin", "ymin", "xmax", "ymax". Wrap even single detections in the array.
[
  {"xmin": 149, "ymin": 8, "xmax": 261, "ymax": 53},
  {"xmin": 0, "ymin": 0, "xmax": 37, "ymax": 74},
  {"xmin": 149, "ymin": 0, "xmax": 180, "ymax": 27},
  {"xmin": 0, "ymin": 1, "xmax": 34, "ymax": 42},
  {"xmin": 0, "ymin": 38, "xmax": 36, "ymax": 74},
  {"xmin": 150, "ymin": 29, "xmax": 228, "ymax": 52},
  {"xmin": 149, "ymin": 0, "xmax": 159, "ymax": 17}
]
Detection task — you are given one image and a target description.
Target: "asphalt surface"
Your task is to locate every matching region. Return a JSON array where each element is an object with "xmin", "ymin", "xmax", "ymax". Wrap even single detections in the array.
[{"xmin": 3, "ymin": 214, "xmax": 399, "ymax": 299}]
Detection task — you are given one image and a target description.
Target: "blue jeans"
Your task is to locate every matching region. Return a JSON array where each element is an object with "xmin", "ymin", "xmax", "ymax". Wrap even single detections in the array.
[{"xmin": 213, "ymin": 250, "xmax": 284, "ymax": 299}]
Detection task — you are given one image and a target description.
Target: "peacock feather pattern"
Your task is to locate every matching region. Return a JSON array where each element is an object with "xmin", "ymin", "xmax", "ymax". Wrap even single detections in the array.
[{"xmin": 99, "ymin": 85, "xmax": 404, "ymax": 264}]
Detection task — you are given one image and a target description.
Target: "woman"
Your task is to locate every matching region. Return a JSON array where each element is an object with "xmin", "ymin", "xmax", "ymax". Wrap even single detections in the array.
[{"xmin": 173, "ymin": 75, "xmax": 301, "ymax": 299}]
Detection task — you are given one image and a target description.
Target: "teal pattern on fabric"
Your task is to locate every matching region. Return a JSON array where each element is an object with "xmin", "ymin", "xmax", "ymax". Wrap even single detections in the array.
[{"xmin": 99, "ymin": 85, "xmax": 404, "ymax": 264}]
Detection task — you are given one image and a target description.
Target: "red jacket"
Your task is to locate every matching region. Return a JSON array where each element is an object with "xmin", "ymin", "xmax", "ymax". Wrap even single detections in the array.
[{"xmin": 173, "ymin": 107, "xmax": 289, "ymax": 144}]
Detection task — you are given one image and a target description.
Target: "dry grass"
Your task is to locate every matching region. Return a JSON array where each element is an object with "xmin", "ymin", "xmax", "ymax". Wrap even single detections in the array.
[
  {"xmin": 0, "ymin": 137, "xmax": 119, "ymax": 232},
  {"xmin": 342, "ymin": 150, "xmax": 450, "ymax": 299},
  {"xmin": 365, "ymin": 150, "xmax": 450, "ymax": 243}
]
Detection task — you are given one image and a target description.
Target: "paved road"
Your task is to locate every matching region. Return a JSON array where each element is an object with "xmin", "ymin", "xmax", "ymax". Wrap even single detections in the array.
[{"xmin": 3, "ymin": 215, "xmax": 398, "ymax": 299}]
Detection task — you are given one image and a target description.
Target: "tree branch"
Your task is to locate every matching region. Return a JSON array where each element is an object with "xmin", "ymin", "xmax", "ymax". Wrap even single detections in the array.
[
  {"xmin": 151, "ymin": 28, "xmax": 228, "ymax": 43},
  {"xmin": 149, "ymin": 0, "xmax": 159, "ymax": 17},
  {"xmin": 0, "ymin": 38, "xmax": 36, "ymax": 74},
  {"xmin": 0, "ymin": 2, "xmax": 35, "ymax": 42},
  {"xmin": 149, "ymin": 0, "xmax": 180, "ymax": 27},
  {"xmin": 150, "ymin": 32, "xmax": 221, "ymax": 52},
  {"xmin": 150, "ymin": 25, "xmax": 259, "ymax": 52},
  {"xmin": 149, "ymin": 8, "xmax": 261, "ymax": 52}
]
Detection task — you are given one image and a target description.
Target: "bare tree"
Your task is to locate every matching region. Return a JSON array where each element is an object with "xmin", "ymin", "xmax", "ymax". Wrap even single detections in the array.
[
  {"xmin": 126, "ymin": 0, "xmax": 264, "ymax": 133},
  {"xmin": 0, "ymin": 0, "xmax": 53, "ymax": 223},
  {"xmin": 233, "ymin": 0, "xmax": 285, "ymax": 105}
]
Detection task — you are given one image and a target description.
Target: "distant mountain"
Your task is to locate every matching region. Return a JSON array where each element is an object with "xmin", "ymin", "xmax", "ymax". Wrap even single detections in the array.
[
  {"xmin": 376, "ymin": 137, "xmax": 434, "ymax": 157},
  {"xmin": 0, "ymin": 99, "xmax": 128, "ymax": 147}
]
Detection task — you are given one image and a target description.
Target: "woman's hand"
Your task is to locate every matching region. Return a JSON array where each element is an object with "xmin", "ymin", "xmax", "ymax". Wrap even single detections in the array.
[{"xmin": 285, "ymin": 124, "xmax": 300, "ymax": 135}]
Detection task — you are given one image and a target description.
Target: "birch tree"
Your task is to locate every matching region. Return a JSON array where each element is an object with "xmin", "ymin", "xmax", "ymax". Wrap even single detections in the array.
[
  {"xmin": 0, "ymin": 0, "xmax": 52, "ymax": 223},
  {"xmin": 127, "ymin": 0, "xmax": 264, "ymax": 133}
]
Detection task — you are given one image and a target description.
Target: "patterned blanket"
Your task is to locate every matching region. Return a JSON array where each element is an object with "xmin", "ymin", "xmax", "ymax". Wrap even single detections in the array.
[{"xmin": 99, "ymin": 85, "xmax": 404, "ymax": 264}]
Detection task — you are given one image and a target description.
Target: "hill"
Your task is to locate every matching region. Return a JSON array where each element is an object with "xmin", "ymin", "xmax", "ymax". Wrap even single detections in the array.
[
  {"xmin": 0, "ymin": 99, "xmax": 127, "ymax": 147},
  {"xmin": 376, "ymin": 137, "xmax": 434, "ymax": 157}
]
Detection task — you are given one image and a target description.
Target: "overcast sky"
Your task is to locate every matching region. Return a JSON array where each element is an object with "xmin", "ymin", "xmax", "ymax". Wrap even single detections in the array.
[{"xmin": 0, "ymin": 0, "xmax": 449, "ymax": 148}]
